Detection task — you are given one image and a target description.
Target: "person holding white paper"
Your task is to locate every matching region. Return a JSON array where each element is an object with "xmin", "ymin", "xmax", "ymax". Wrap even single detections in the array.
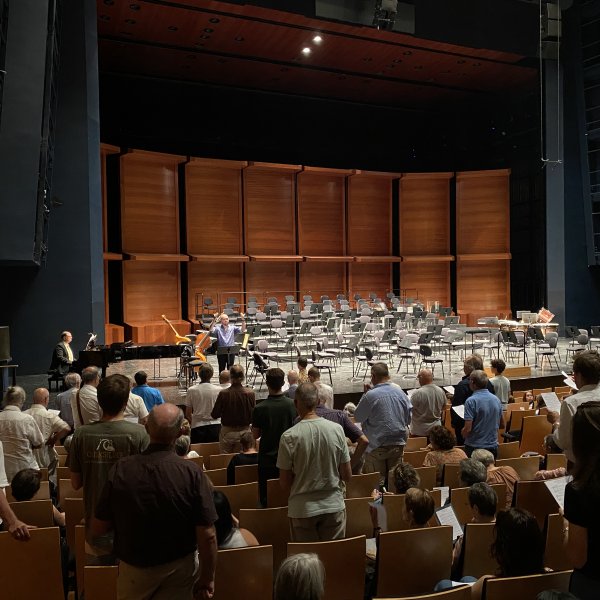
[{"xmin": 550, "ymin": 350, "xmax": 600, "ymax": 464}]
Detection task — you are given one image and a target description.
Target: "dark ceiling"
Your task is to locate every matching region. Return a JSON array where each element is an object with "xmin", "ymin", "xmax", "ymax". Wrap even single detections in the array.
[{"xmin": 97, "ymin": 0, "xmax": 538, "ymax": 110}]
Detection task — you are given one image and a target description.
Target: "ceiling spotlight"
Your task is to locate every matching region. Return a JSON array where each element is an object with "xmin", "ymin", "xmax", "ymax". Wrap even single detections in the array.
[
  {"xmin": 313, "ymin": 35, "xmax": 322, "ymax": 44},
  {"xmin": 302, "ymin": 47, "xmax": 311, "ymax": 55}
]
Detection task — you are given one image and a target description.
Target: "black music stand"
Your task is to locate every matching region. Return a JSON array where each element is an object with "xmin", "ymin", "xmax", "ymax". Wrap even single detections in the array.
[{"xmin": 217, "ymin": 345, "xmax": 241, "ymax": 369}]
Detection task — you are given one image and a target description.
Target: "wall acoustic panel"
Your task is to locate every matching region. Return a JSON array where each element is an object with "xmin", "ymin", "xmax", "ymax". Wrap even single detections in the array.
[
  {"xmin": 400, "ymin": 260, "xmax": 451, "ymax": 308},
  {"xmin": 456, "ymin": 259, "xmax": 511, "ymax": 314},
  {"xmin": 120, "ymin": 150, "xmax": 184, "ymax": 254},
  {"xmin": 299, "ymin": 262, "xmax": 347, "ymax": 301},
  {"xmin": 245, "ymin": 262, "xmax": 297, "ymax": 304},
  {"xmin": 185, "ymin": 158, "xmax": 245, "ymax": 255}
]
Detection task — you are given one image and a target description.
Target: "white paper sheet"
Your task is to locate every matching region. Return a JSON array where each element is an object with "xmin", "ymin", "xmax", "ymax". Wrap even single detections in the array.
[
  {"xmin": 433, "ymin": 486, "xmax": 450, "ymax": 506},
  {"xmin": 48, "ymin": 409, "xmax": 61, "ymax": 416},
  {"xmin": 444, "ymin": 385, "xmax": 455, "ymax": 395},
  {"xmin": 544, "ymin": 475, "xmax": 572, "ymax": 510},
  {"xmin": 436, "ymin": 505, "xmax": 463, "ymax": 541},
  {"xmin": 563, "ymin": 378, "xmax": 578, "ymax": 391},
  {"xmin": 451, "ymin": 405, "xmax": 465, "ymax": 419},
  {"xmin": 540, "ymin": 392, "xmax": 561, "ymax": 413}
]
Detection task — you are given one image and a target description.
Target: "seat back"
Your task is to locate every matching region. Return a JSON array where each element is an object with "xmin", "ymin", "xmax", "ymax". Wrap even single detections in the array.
[
  {"xmin": 377, "ymin": 527, "xmax": 453, "ymax": 597},
  {"xmin": 346, "ymin": 472, "xmax": 380, "ymax": 498},
  {"xmin": 402, "ymin": 450, "xmax": 428, "ymax": 467},
  {"xmin": 266, "ymin": 478, "xmax": 289, "ymax": 508},
  {"xmin": 461, "ymin": 523, "xmax": 498, "ymax": 578},
  {"xmin": 482, "ymin": 570, "xmax": 572, "ymax": 600},
  {"xmin": 235, "ymin": 464, "xmax": 259, "ymax": 484},
  {"xmin": 344, "ymin": 496, "xmax": 375, "ymax": 538},
  {"xmin": 209, "ymin": 453, "xmax": 236, "ymax": 470},
  {"xmin": 8, "ymin": 499, "xmax": 54, "ymax": 528},
  {"xmin": 58, "ymin": 478, "xmax": 84, "ymax": 505},
  {"xmin": 288, "ymin": 535, "xmax": 366, "ymax": 600},
  {"xmin": 507, "ymin": 409, "xmax": 536, "ymax": 432},
  {"xmin": 495, "ymin": 456, "xmax": 540, "ymax": 481},
  {"xmin": 372, "ymin": 586, "xmax": 472, "ymax": 599},
  {"xmin": 496, "ymin": 441, "xmax": 521, "ymax": 459},
  {"xmin": 405, "ymin": 436, "xmax": 428, "ymax": 451},
  {"xmin": 442, "ymin": 463, "xmax": 462, "ymax": 489},
  {"xmin": 546, "ymin": 453, "xmax": 567, "ymax": 471},
  {"xmin": 6, "ymin": 480, "xmax": 50, "ymax": 503},
  {"xmin": 414, "ymin": 466, "xmax": 437, "ymax": 490},
  {"xmin": 450, "ymin": 484, "xmax": 505, "ymax": 526},
  {"xmin": 514, "ymin": 480, "xmax": 560, "ymax": 529},
  {"xmin": 519, "ymin": 416, "xmax": 552, "ymax": 454},
  {"xmin": 0, "ymin": 527, "xmax": 64, "ymax": 600},
  {"xmin": 544, "ymin": 513, "xmax": 574, "ymax": 571},
  {"xmin": 213, "ymin": 545, "xmax": 273, "ymax": 600},
  {"xmin": 75, "ymin": 525, "xmax": 86, "ymax": 596},
  {"xmin": 64, "ymin": 496, "xmax": 85, "ymax": 552},
  {"xmin": 205, "ymin": 468, "xmax": 228, "ymax": 486},
  {"xmin": 84, "ymin": 566, "xmax": 118, "ymax": 600},
  {"xmin": 505, "ymin": 401, "xmax": 530, "ymax": 413},
  {"xmin": 214, "ymin": 482, "xmax": 259, "ymax": 517},
  {"xmin": 190, "ymin": 441, "xmax": 221, "ymax": 458},
  {"xmin": 186, "ymin": 455, "xmax": 204, "ymax": 469},
  {"xmin": 384, "ymin": 489, "xmax": 442, "ymax": 532},
  {"xmin": 239, "ymin": 507, "xmax": 289, "ymax": 572}
]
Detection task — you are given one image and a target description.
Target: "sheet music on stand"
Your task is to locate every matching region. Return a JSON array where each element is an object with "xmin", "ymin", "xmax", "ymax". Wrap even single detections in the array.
[
  {"xmin": 544, "ymin": 476, "xmax": 572, "ymax": 510},
  {"xmin": 540, "ymin": 392, "xmax": 562, "ymax": 413}
]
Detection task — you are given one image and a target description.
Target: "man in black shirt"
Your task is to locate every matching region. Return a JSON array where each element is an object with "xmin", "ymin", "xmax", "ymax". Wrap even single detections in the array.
[{"xmin": 91, "ymin": 404, "xmax": 218, "ymax": 599}]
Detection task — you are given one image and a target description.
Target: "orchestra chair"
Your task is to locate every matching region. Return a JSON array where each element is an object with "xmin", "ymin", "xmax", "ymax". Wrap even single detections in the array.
[
  {"xmin": 544, "ymin": 514, "xmax": 574, "ymax": 572},
  {"xmin": 6, "ymin": 480, "xmax": 50, "ymax": 503},
  {"xmin": 514, "ymin": 480, "xmax": 560, "ymax": 529},
  {"xmin": 8, "ymin": 499, "xmax": 54, "ymax": 528},
  {"xmin": 344, "ymin": 496, "xmax": 375, "ymax": 538},
  {"xmin": 204, "ymin": 468, "xmax": 228, "ymax": 487},
  {"xmin": 377, "ymin": 527, "xmax": 453, "ymax": 597},
  {"xmin": 235, "ymin": 464, "xmax": 259, "ymax": 484},
  {"xmin": 288, "ymin": 535, "xmax": 366, "ymax": 600},
  {"xmin": 402, "ymin": 450, "xmax": 428, "ymax": 467},
  {"xmin": 84, "ymin": 566, "xmax": 118, "ymax": 600},
  {"xmin": 546, "ymin": 453, "xmax": 567, "ymax": 471},
  {"xmin": 346, "ymin": 472, "xmax": 380, "ymax": 498},
  {"xmin": 374, "ymin": 586, "xmax": 472, "ymax": 600},
  {"xmin": 461, "ymin": 523, "xmax": 498, "ymax": 578},
  {"xmin": 481, "ymin": 570, "xmax": 572, "ymax": 600},
  {"xmin": 442, "ymin": 463, "xmax": 462, "ymax": 490},
  {"xmin": 266, "ymin": 478, "xmax": 289, "ymax": 508},
  {"xmin": 239, "ymin": 506, "xmax": 290, "ymax": 572},
  {"xmin": 213, "ymin": 545, "xmax": 273, "ymax": 600},
  {"xmin": 208, "ymin": 453, "xmax": 236, "ymax": 470},
  {"xmin": 190, "ymin": 442, "xmax": 220, "ymax": 458},
  {"xmin": 64, "ymin": 497, "xmax": 85, "ymax": 552},
  {"xmin": 519, "ymin": 416, "xmax": 552, "ymax": 454},
  {"xmin": 405, "ymin": 437, "xmax": 428, "ymax": 451},
  {"xmin": 495, "ymin": 456, "xmax": 540, "ymax": 481},
  {"xmin": 0, "ymin": 527, "xmax": 64, "ymax": 600},
  {"xmin": 57, "ymin": 478, "xmax": 83, "ymax": 506},
  {"xmin": 450, "ymin": 484, "xmax": 505, "ymax": 526},
  {"xmin": 213, "ymin": 482, "xmax": 259, "ymax": 517},
  {"xmin": 496, "ymin": 441, "xmax": 521, "ymax": 459}
]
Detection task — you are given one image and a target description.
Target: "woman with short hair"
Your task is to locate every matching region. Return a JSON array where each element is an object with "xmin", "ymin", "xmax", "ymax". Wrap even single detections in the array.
[{"xmin": 274, "ymin": 553, "xmax": 325, "ymax": 600}]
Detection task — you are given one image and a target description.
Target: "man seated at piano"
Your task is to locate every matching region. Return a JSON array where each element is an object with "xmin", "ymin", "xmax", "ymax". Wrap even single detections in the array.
[{"xmin": 49, "ymin": 331, "xmax": 75, "ymax": 377}]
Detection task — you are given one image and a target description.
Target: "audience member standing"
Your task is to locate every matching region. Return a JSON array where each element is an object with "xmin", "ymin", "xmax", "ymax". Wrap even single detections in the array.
[
  {"xmin": 24, "ymin": 388, "xmax": 70, "ymax": 483},
  {"xmin": 0, "ymin": 386, "xmax": 43, "ymax": 482},
  {"xmin": 131, "ymin": 370, "xmax": 164, "ymax": 412},
  {"xmin": 92, "ymin": 404, "xmax": 217, "ymax": 599},
  {"xmin": 278, "ymin": 383, "xmax": 351, "ymax": 541},
  {"xmin": 286, "ymin": 370, "xmax": 299, "ymax": 399},
  {"xmin": 70, "ymin": 374, "xmax": 148, "ymax": 564},
  {"xmin": 185, "ymin": 363, "xmax": 222, "ymax": 444},
  {"xmin": 489, "ymin": 359, "xmax": 511, "ymax": 406},
  {"xmin": 226, "ymin": 431, "xmax": 259, "ymax": 485},
  {"xmin": 307, "ymin": 367, "xmax": 333, "ymax": 408},
  {"xmin": 71, "ymin": 366, "xmax": 102, "ymax": 428},
  {"xmin": 409, "ymin": 369, "xmax": 446, "ymax": 438},
  {"xmin": 354, "ymin": 363, "xmax": 412, "ymax": 487},
  {"xmin": 55, "ymin": 372, "xmax": 80, "ymax": 433},
  {"xmin": 252, "ymin": 368, "xmax": 297, "ymax": 507},
  {"xmin": 211, "ymin": 364, "xmax": 255, "ymax": 453}
]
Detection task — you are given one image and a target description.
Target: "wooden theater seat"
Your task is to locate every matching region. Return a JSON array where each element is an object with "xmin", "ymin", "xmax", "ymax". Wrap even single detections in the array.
[
  {"xmin": 519, "ymin": 416, "xmax": 552, "ymax": 454},
  {"xmin": 213, "ymin": 545, "xmax": 273, "ymax": 600},
  {"xmin": 205, "ymin": 468, "xmax": 228, "ymax": 487},
  {"xmin": 495, "ymin": 456, "xmax": 540, "ymax": 481},
  {"xmin": 239, "ymin": 507, "xmax": 290, "ymax": 571},
  {"xmin": 461, "ymin": 523, "xmax": 498, "ymax": 578},
  {"xmin": 514, "ymin": 480, "xmax": 560, "ymax": 530},
  {"xmin": 442, "ymin": 463, "xmax": 462, "ymax": 489},
  {"xmin": 6, "ymin": 480, "xmax": 50, "ymax": 503},
  {"xmin": 235, "ymin": 464, "xmax": 259, "ymax": 484},
  {"xmin": 496, "ymin": 441, "xmax": 521, "ymax": 460},
  {"xmin": 344, "ymin": 496, "xmax": 375, "ymax": 538},
  {"xmin": 190, "ymin": 442, "xmax": 221, "ymax": 459},
  {"xmin": 450, "ymin": 484, "xmax": 505, "ymax": 526},
  {"xmin": 544, "ymin": 513, "xmax": 574, "ymax": 572},
  {"xmin": 405, "ymin": 437, "xmax": 429, "ymax": 451},
  {"xmin": 57, "ymin": 478, "xmax": 83, "ymax": 506},
  {"xmin": 64, "ymin": 496, "xmax": 85, "ymax": 552},
  {"xmin": 208, "ymin": 453, "xmax": 236, "ymax": 470},
  {"xmin": 8, "ymin": 499, "xmax": 54, "ymax": 528},
  {"xmin": 482, "ymin": 570, "xmax": 572, "ymax": 600},
  {"xmin": 374, "ymin": 586, "xmax": 472, "ymax": 600},
  {"xmin": 84, "ymin": 566, "xmax": 118, "ymax": 600},
  {"xmin": 402, "ymin": 450, "xmax": 428, "ymax": 467},
  {"xmin": 213, "ymin": 482, "xmax": 259, "ymax": 517},
  {"xmin": 266, "ymin": 478, "xmax": 289, "ymax": 508},
  {"xmin": 346, "ymin": 472, "xmax": 380, "ymax": 498}
]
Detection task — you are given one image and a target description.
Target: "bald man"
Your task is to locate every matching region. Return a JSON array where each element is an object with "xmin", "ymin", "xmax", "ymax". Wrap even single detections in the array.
[
  {"xmin": 24, "ymin": 388, "xmax": 70, "ymax": 482},
  {"xmin": 409, "ymin": 370, "xmax": 447, "ymax": 438},
  {"xmin": 92, "ymin": 404, "xmax": 218, "ymax": 600}
]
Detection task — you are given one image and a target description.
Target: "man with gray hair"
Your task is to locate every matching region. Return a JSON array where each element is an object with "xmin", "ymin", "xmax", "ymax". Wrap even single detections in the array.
[
  {"xmin": 286, "ymin": 370, "xmax": 299, "ymax": 399},
  {"xmin": 92, "ymin": 403, "xmax": 218, "ymax": 599},
  {"xmin": 71, "ymin": 366, "xmax": 101, "ymax": 428},
  {"xmin": 458, "ymin": 457, "xmax": 488, "ymax": 487},
  {"xmin": 462, "ymin": 370, "xmax": 504, "ymax": 458},
  {"xmin": 278, "ymin": 383, "xmax": 352, "ymax": 541},
  {"xmin": 56, "ymin": 372, "xmax": 80, "ymax": 432},
  {"xmin": 0, "ymin": 386, "xmax": 44, "ymax": 482}
]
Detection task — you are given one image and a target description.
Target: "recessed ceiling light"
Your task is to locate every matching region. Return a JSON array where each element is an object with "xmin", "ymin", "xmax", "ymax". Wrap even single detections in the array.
[
  {"xmin": 302, "ymin": 47, "xmax": 311, "ymax": 55},
  {"xmin": 313, "ymin": 35, "xmax": 322, "ymax": 44}
]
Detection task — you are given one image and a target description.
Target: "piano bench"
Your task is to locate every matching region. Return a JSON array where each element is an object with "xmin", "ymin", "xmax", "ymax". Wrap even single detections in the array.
[{"xmin": 47, "ymin": 371, "xmax": 64, "ymax": 393}]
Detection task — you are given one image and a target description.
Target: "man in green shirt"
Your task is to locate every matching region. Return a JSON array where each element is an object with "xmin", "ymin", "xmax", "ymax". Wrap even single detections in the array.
[
  {"xmin": 70, "ymin": 373, "xmax": 149, "ymax": 564},
  {"xmin": 252, "ymin": 368, "xmax": 296, "ymax": 507}
]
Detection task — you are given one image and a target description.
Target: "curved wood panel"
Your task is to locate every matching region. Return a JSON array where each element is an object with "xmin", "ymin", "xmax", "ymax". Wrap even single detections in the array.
[
  {"xmin": 297, "ymin": 172, "xmax": 346, "ymax": 255},
  {"xmin": 244, "ymin": 168, "xmax": 297, "ymax": 255},
  {"xmin": 400, "ymin": 261, "xmax": 450, "ymax": 306},
  {"xmin": 120, "ymin": 150, "xmax": 184, "ymax": 254},
  {"xmin": 188, "ymin": 262, "xmax": 244, "ymax": 320},
  {"xmin": 245, "ymin": 262, "xmax": 296, "ymax": 302},
  {"xmin": 400, "ymin": 174, "xmax": 452, "ymax": 256},
  {"xmin": 186, "ymin": 161, "xmax": 244, "ymax": 255},
  {"xmin": 349, "ymin": 263, "xmax": 391, "ymax": 299},
  {"xmin": 347, "ymin": 175, "xmax": 392, "ymax": 256},
  {"xmin": 456, "ymin": 259, "xmax": 511, "ymax": 313},
  {"xmin": 299, "ymin": 262, "xmax": 347, "ymax": 300}
]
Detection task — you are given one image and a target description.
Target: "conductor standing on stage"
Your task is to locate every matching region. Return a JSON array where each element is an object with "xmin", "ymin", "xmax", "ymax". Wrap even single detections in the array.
[{"xmin": 211, "ymin": 313, "xmax": 246, "ymax": 373}]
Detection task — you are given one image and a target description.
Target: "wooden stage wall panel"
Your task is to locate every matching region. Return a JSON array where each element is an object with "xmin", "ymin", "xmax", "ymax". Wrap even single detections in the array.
[
  {"xmin": 120, "ymin": 151, "xmax": 183, "ymax": 254},
  {"xmin": 245, "ymin": 262, "xmax": 297, "ymax": 303},
  {"xmin": 349, "ymin": 263, "xmax": 391, "ymax": 299},
  {"xmin": 347, "ymin": 176, "xmax": 392, "ymax": 256},
  {"xmin": 185, "ymin": 161, "xmax": 243, "ymax": 255},
  {"xmin": 123, "ymin": 261, "xmax": 182, "ymax": 323},
  {"xmin": 297, "ymin": 172, "xmax": 345, "ymax": 255},
  {"xmin": 399, "ymin": 174, "xmax": 451, "ymax": 256},
  {"xmin": 456, "ymin": 170, "xmax": 510, "ymax": 255},
  {"xmin": 299, "ymin": 262, "xmax": 347, "ymax": 300},
  {"xmin": 456, "ymin": 259, "xmax": 511, "ymax": 313},
  {"xmin": 188, "ymin": 262, "xmax": 244, "ymax": 320},
  {"xmin": 244, "ymin": 168, "xmax": 296, "ymax": 255},
  {"xmin": 400, "ymin": 262, "xmax": 450, "ymax": 307}
]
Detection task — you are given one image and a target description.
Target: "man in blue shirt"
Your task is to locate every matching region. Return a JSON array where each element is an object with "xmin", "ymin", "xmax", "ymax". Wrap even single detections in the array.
[
  {"xmin": 132, "ymin": 371, "xmax": 164, "ymax": 412},
  {"xmin": 462, "ymin": 370, "xmax": 505, "ymax": 458},
  {"xmin": 354, "ymin": 362, "xmax": 412, "ymax": 488},
  {"xmin": 211, "ymin": 313, "xmax": 246, "ymax": 374}
]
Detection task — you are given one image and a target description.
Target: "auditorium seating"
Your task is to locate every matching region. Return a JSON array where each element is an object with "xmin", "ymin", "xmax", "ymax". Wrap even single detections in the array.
[
  {"xmin": 84, "ymin": 566, "xmax": 118, "ymax": 600},
  {"xmin": 239, "ymin": 507, "xmax": 290, "ymax": 571},
  {"xmin": 214, "ymin": 482, "xmax": 259, "ymax": 516},
  {"xmin": 8, "ymin": 499, "xmax": 54, "ymax": 528},
  {"xmin": 481, "ymin": 570, "xmax": 571, "ymax": 599}
]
